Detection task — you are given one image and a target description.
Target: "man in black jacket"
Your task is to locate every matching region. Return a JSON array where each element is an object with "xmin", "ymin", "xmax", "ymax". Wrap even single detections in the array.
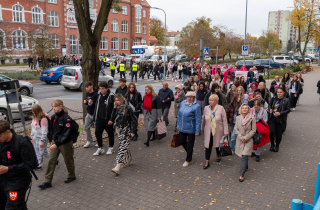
[
  {"xmin": 158, "ymin": 82, "xmax": 174, "ymax": 126},
  {"xmin": 83, "ymin": 81, "xmax": 99, "ymax": 148},
  {"xmin": 93, "ymin": 81, "xmax": 114, "ymax": 156},
  {"xmin": 115, "ymin": 78, "xmax": 128, "ymax": 96},
  {"xmin": 182, "ymin": 62, "xmax": 189, "ymax": 84},
  {"xmin": 204, "ymin": 83, "xmax": 225, "ymax": 107},
  {"xmin": 154, "ymin": 62, "xmax": 160, "ymax": 80},
  {"xmin": 0, "ymin": 120, "xmax": 34, "ymax": 210}
]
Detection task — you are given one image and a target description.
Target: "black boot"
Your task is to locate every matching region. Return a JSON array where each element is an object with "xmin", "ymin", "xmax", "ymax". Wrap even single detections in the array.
[
  {"xmin": 255, "ymin": 156, "xmax": 260, "ymax": 162},
  {"xmin": 274, "ymin": 147, "xmax": 279, "ymax": 152},
  {"xmin": 250, "ymin": 152, "xmax": 256, "ymax": 157},
  {"xmin": 144, "ymin": 141, "xmax": 149, "ymax": 147},
  {"xmin": 38, "ymin": 182, "xmax": 52, "ymax": 189},
  {"xmin": 269, "ymin": 145, "xmax": 275, "ymax": 152}
]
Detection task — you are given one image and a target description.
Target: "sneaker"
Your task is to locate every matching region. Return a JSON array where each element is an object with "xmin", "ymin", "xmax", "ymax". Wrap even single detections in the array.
[
  {"xmin": 172, "ymin": 78, "xmax": 173, "ymax": 81},
  {"xmin": 83, "ymin": 142, "xmax": 91, "ymax": 148},
  {"xmin": 175, "ymin": 80, "xmax": 177, "ymax": 82},
  {"xmin": 106, "ymin": 147, "xmax": 113, "ymax": 155},
  {"xmin": 95, "ymin": 144, "xmax": 98, "ymax": 147},
  {"xmin": 182, "ymin": 161, "xmax": 190, "ymax": 167},
  {"xmin": 293, "ymin": 108, "xmax": 295, "ymax": 111},
  {"xmin": 35, "ymin": 166, "xmax": 42, "ymax": 171},
  {"xmin": 296, "ymin": 103, "xmax": 299, "ymax": 106},
  {"xmin": 93, "ymin": 148, "xmax": 105, "ymax": 156},
  {"xmin": 290, "ymin": 108, "xmax": 293, "ymax": 111}
]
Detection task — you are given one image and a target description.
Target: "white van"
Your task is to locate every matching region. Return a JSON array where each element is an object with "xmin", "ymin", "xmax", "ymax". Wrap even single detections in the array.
[{"xmin": 272, "ymin": 56, "xmax": 299, "ymax": 66}]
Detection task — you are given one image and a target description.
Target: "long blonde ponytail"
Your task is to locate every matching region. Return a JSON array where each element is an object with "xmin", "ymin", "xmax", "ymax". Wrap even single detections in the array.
[{"xmin": 51, "ymin": 99, "xmax": 68, "ymax": 114}]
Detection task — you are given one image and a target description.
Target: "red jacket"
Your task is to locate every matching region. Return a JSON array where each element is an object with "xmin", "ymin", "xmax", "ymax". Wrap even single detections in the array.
[{"xmin": 253, "ymin": 119, "xmax": 270, "ymax": 150}]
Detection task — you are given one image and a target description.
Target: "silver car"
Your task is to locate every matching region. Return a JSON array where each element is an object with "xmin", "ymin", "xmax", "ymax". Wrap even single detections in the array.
[
  {"xmin": 61, "ymin": 66, "xmax": 114, "ymax": 91},
  {"xmin": 0, "ymin": 74, "xmax": 34, "ymax": 96},
  {"xmin": 0, "ymin": 90, "xmax": 39, "ymax": 121}
]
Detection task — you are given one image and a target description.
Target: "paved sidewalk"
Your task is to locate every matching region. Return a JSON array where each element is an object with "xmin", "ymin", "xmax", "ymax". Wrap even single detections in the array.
[{"xmin": 25, "ymin": 67, "xmax": 320, "ymax": 210}]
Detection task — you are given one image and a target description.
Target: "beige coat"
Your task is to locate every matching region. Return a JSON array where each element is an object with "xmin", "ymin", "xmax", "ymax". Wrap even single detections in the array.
[
  {"xmin": 201, "ymin": 105, "xmax": 228, "ymax": 148},
  {"xmin": 234, "ymin": 115, "xmax": 256, "ymax": 157}
]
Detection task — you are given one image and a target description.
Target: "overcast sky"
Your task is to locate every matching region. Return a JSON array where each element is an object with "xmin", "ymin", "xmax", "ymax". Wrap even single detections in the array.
[{"xmin": 147, "ymin": 0, "xmax": 294, "ymax": 37}]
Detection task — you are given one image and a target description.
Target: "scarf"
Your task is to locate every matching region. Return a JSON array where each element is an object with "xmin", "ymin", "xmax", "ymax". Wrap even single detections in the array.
[
  {"xmin": 115, "ymin": 103, "xmax": 126, "ymax": 123},
  {"xmin": 185, "ymin": 99, "xmax": 197, "ymax": 107},
  {"xmin": 210, "ymin": 105, "xmax": 219, "ymax": 136},
  {"xmin": 240, "ymin": 112, "xmax": 252, "ymax": 136},
  {"xmin": 143, "ymin": 93, "xmax": 152, "ymax": 111},
  {"xmin": 175, "ymin": 91, "xmax": 181, "ymax": 99}
]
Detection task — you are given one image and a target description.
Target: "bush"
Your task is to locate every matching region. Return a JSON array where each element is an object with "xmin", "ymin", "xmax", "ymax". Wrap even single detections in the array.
[
  {"xmin": 290, "ymin": 64, "xmax": 305, "ymax": 72},
  {"xmin": 269, "ymin": 69, "xmax": 289, "ymax": 76},
  {"xmin": 2, "ymin": 70, "xmax": 41, "ymax": 80},
  {"xmin": 224, "ymin": 59, "xmax": 232, "ymax": 63}
]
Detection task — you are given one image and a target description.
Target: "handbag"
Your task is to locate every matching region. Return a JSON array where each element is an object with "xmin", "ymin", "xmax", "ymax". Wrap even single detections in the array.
[
  {"xmin": 171, "ymin": 132, "xmax": 181, "ymax": 148},
  {"xmin": 157, "ymin": 120, "xmax": 167, "ymax": 135},
  {"xmin": 251, "ymin": 121, "xmax": 261, "ymax": 145},
  {"xmin": 219, "ymin": 136, "xmax": 232, "ymax": 157}
]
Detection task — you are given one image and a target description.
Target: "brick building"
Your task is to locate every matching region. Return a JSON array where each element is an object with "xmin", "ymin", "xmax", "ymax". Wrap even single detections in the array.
[{"xmin": 0, "ymin": 0, "xmax": 152, "ymax": 63}]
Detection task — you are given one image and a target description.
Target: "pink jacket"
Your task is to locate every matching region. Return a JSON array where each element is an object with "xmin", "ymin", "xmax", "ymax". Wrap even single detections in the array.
[
  {"xmin": 240, "ymin": 67, "xmax": 248, "ymax": 71},
  {"xmin": 212, "ymin": 69, "xmax": 218, "ymax": 75},
  {"xmin": 223, "ymin": 70, "xmax": 230, "ymax": 83}
]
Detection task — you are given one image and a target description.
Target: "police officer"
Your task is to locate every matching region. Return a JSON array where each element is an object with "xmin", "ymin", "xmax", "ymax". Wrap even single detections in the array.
[
  {"xmin": 0, "ymin": 120, "xmax": 34, "ymax": 210},
  {"xmin": 110, "ymin": 61, "xmax": 116, "ymax": 78},
  {"xmin": 119, "ymin": 62, "xmax": 126, "ymax": 79},
  {"xmin": 103, "ymin": 56, "xmax": 107, "ymax": 69},
  {"xmin": 131, "ymin": 63, "xmax": 138, "ymax": 82},
  {"xmin": 38, "ymin": 99, "xmax": 76, "ymax": 190}
]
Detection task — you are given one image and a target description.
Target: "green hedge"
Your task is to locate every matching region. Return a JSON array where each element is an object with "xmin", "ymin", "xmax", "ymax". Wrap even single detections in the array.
[{"xmin": 1, "ymin": 70, "xmax": 41, "ymax": 80}]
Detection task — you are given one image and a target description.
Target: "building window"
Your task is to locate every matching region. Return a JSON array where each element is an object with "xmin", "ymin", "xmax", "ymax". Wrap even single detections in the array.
[
  {"xmin": 122, "ymin": 6, "xmax": 127, "ymax": 15},
  {"xmin": 112, "ymin": 8, "xmax": 117, "ymax": 13},
  {"xmin": 89, "ymin": 0, "xmax": 93, "ymax": 8},
  {"xmin": 135, "ymin": 5, "xmax": 142, "ymax": 33},
  {"xmin": 122, "ymin": 38, "xmax": 128, "ymax": 50},
  {"xmin": 100, "ymin": 37, "xmax": 108, "ymax": 50},
  {"xmin": 141, "ymin": 39, "xmax": 146, "ymax": 45},
  {"xmin": 103, "ymin": 23, "xmax": 108, "ymax": 31},
  {"xmin": 32, "ymin": 7, "xmax": 42, "ymax": 24},
  {"xmin": 12, "ymin": 29, "xmax": 27, "ymax": 49},
  {"xmin": 0, "ymin": 30, "xmax": 5, "ymax": 49},
  {"xmin": 49, "ymin": 34, "xmax": 59, "ymax": 49},
  {"xmin": 47, "ymin": 11, "xmax": 59, "ymax": 27},
  {"xmin": 111, "ymin": 19, "xmax": 118, "ymax": 32},
  {"xmin": 48, "ymin": 0, "xmax": 57, "ymax": 3},
  {"xmin": 122, "ymin": 20, "xmax": 128, "ymax": 33},
  {"xmin": 143, "ymin": 9, "xmax": 146, "ymax": 18},
  {"xmin": 111, "ymin": 37, "xmax": 118, "ymax": 50},
  {"xmin": 69, "ymin": 35, "xmax": 77, "ymax": 54},
  {"xmin": 134, "ymin": 38, "xmax": 140, "ymax": 45},
  {"xmin": 143, "ymin": 23, "xmax": 147, "ymax": 34},
  {"xmin": 12, "ymin": 5, "xmax": 24, "ymax": 22}
]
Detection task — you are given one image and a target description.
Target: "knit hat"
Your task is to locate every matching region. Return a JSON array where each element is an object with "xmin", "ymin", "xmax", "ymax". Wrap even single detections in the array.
[
  {"xmin": 243, "ymin": 64, "xmax": 246, "ymax": 67},
  {"xmin": 175, "ymin": 84, "xmax": 182, "ymax": 90},
  {"xmin": 186, "ymin": 92, "xmax": 196, "ymax": 97}
]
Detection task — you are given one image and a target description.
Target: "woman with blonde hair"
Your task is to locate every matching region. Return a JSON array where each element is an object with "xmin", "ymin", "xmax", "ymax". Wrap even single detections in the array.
[
  {"xmin": 237, "ymin": 86, "xmax": 248, "ymax": 104},
  {"xmin": 201, "ymin": 94, "xmax": 228, "ymax": 169},
  {"xmin": 108, "ymin": 93, "xmax": 137, "ymax": 175},
  {"xmin": 234, "ymin": 104, "xmax": 256, "ymax": 182},
  {"xmin": 31, "ymin": 104, "xmax": 49, "ymax": 170},
  {"xmin": 142, "ymin": 85, "xmax": 162, "ymax": 146}
]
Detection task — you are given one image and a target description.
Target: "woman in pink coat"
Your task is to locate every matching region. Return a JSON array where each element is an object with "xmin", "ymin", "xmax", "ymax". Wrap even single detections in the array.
[
  {"xmin": 223, "ymin": 68, "xmax": 231, "ymax": 83},
  {"xmin": 240, "ymin": 64, "xmax": 248, "ymax": 71},
  {"xmin": 201, "ymin": 94, "xmax": 229, "ymax": 169},
  {"xmin": 212, "ymin": 65, "xmax": 218, "ymax": 75}
]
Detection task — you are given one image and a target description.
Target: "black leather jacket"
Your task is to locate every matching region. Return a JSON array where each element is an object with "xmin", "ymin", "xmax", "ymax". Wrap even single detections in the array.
[
  {"xmin": 289, "ymin": 80, "xmax": 302, "ymax": 95},
  {"xmin": 93, "ymin": 89, "xmax": 114, "ymax": 122},
  {"xmin": 110, "ymin": 105, "xmax": 138, "ymax": 134},
  {"xmin": 268, "ymin": 96, "xmax": 290, "ymax": 124},
  {"xmin": 124, "ymin": 92, "xmax": 142, "ymax": 113},
  {"xmin": 50, "ymin": 109, "xmax": 72, "ymax": 146}
]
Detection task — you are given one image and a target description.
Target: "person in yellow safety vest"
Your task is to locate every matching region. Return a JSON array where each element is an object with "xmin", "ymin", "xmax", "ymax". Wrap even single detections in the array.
[
  {"xmin": 119, "ymin": 63, "xmax": 126, "ymax": 79},
  {"xmin": 110, "ymin": 61, "xmax": 116, "ymax": 78},
  {"xmin": 131, "ymin": 63, "xmax": 139, "ymax": 82},
  {"xmin": 103, "ymin": 57, "xmax": 107, "ymax": 69}
]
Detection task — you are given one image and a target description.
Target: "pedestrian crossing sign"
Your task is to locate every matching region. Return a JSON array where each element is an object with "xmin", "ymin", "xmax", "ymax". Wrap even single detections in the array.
[{"xmin": 203, "ymin": 47, "xmax": 209, "ymax": 56}]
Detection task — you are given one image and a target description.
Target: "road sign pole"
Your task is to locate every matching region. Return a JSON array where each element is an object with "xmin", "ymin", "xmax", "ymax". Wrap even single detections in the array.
[
  {"xmin": 216, "ymin": 46, "xmax": 218, "ymax": 67},
  {"xmin": 200, "ymin": 38, "xmax": 204, "ymax": 67}
]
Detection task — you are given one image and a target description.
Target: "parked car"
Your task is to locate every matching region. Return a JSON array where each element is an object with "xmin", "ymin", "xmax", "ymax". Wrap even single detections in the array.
[
  {"xmin": 255, "ymin": 59, "xmax": 285, "ymax": 69},
  {"xmin": 61, "ymin": 66, "xmax": 114, "ymax": 91},
  {"xmin": 0, "ymin": 90, "xmax": 39, "ymax": 121},
  {"xmin": 234, "ymin": 60, "xmax": 268, "ymax": 73},
  {"xmin": 109, "ymin": 55, "xmax": 124, "ymax": 62},
  {"xmin": 305, "ymin": 55, "xmax": 316, "ymax": 62},
  {"xmin": 197, "ymin": 56, "xmax": 212, "ymax": 61},
  {"xmin": 40, "ymin": 65, "xmax": 71, "ymax": 84},
  {"xmin": 0, "ymin": 74, "xmax": 33, "ymax": 96},
  {"xmin": 149, "ymin": 55, "xmax": 168, "ymax": 62},
  {"xmin": 272, "ymin": 56, "xmax": 299, "ymax": 66},
  {"xmin": 293, "ymin": 56, "xmax": 311, "ymax": 63},
  {"xmin": 171, "ymin": 54, "xmax": 188, "ymax": 62}
]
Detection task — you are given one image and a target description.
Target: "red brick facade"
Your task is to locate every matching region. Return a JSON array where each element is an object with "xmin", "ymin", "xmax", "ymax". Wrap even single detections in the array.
[{"xmin": 0, "ymin": 0, "xmax": 151, "ymax": 62}]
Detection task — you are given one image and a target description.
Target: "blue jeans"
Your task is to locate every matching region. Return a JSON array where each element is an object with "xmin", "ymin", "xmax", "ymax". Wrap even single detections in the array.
[
  {"xmin": 120, "ymin": 71, "xmax": 126, "ymax": 79},
  {"xmin": 182, "ymin": 74, "xmax": 189, "ymax": 84},
  {"xmin": 131, "ymin": 71, "xmax": 137, "ymax": 81},
  {"xmin": 111, "ymin": 70, "xmax": 115, "ymax": 78},
  {"xmin": 252, "ymin": 146, "xmax": 261, "ymax": 156},
  {"xmin": 230, "ymin": 124, "xmax": 237, "ymax": 151},
  {"xmin": 159, "ymin": 73, "xmax": 164, "ymax": 80}
]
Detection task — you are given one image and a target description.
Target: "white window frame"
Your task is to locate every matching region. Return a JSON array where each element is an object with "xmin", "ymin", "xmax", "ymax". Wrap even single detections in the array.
[
  {"xmin": 12, "ymin": 29, "xmax": 28, "ymax": 50},
  {"xmin": 143, "ymin": 9, "xmax": 146, "ymax": 18},
  {"xmin": 135, "ymin": 5, "xmax": 142, "ymax": 34},
  {"xmin": 103, "ymin": 23, "xmax": 108, "ymax": 31},
  {"xmin": 122, "ymin": 20, "xmax": 128, "ymax": 33},
  {"xmin": 122, "ymin": 38, "xmax": 128, "ymax": 50},
  {"xmin": 111, "ymin": 37, "xmax": 118, "ymax": 50},
  {"xmin": 12, "ymin": 4, "xmax": 24, "ymax": 22},
  {"xmin": 112, "ymin": 8, "xmax": 117, "ymax": 13},
  {"xmin": 134, "ymin": 38, "xmax": 140, "ymax": 46},
  {"xmin": 47, "ymin": 11, "xmax": 59, "ymax": 27},
  {"xmin": 122, "ymin": 6, "xmax": 127, "ymax": 15},
  {"xmin": 32, "ymin": 7, "xmax": 43, "ymax": 24},
  {"xmin": 48, "ymin": 0, "xmax": 57, "ymax": 3},
  {"xmin": 89, "ymin": 0, "xmax": 93, "ymax": 8},
  {"xmin": 69, "ymin": 35, "xmax": 77, "ymax": 54},
  {"xmin": 100, "ymin": 37, "xmax": 108, "ymax": 50},
  {"xmin": 0, "ymin": 29, "xmax": 5, "ymax": 48},
  {"xmin": 141, "ymin": 39, "xmax": 146, "ymax": 45},
  {"xmin": 111, "ymin": 19, "xmax": 118, "ymax": 32},
  {"xmin": 49, "ymin": 34, "xmax": 59, "ymax": 49},
  {"xmin": 143, "ymin": 23, "xmax": 147, "ymax": 35},
  {"xmin": 0, "ymin": 5, "xmax": 2, "ymax": 21}
]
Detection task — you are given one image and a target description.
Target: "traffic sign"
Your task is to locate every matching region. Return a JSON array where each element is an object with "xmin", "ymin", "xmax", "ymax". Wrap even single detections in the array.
[
  {"xmin": 242, "ymin": 45, "xmax": 249, "ymax": 56},
  {"xmin": 318, "ymin": 46, "xmax": 320, "ymax": 51},
  {"xmin": 203, "ymin": 47, "xmax": 209, "ymax": 56},
  {"xmin": 314, "ymin": 49, "xmax": 319, "ymax": 53},
  {"xmin": 134, "ymin": 48, "xmax": 144, "ymax": 54}
]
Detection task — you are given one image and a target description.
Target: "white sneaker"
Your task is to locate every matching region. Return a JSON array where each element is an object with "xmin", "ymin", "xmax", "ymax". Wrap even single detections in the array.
[
  {"xmin": 95, "ymin": 144, "xmax": 98, "ymax": 147},
  {"xmin": 172, "ymin": 78, "xmax": 173, "ymax": 81},
  {"xmin": 83, "ymin": 142, "xmax": 91, "ymax": 148},
  {"xmin": 93, "ymin": 148, "xmax": 105, "ymax": 156},
  {"xmin": 293, "ymin": 108, "xmax": 295, "ymax": 111},
  {"xmin": 106, "ymin": 147, "xmax": 113, "ymax": 155},
  {"xmin": 182, "ymin": 161, "xmax": 190, "ymax": 167},
  {"xmin": 175, "ymin": 80, "xmax": 177, "ymax": 82}
]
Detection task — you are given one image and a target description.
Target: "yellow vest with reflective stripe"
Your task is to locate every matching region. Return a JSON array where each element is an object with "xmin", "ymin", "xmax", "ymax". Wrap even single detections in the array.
[
  {"xmin": 132, "ymin": 64, "xmax": 138, "ymax": 71},
  {"xmin": 103, "ymin": 58, "xmax": 106, "ymax": 62},
  {"xmin": 110, "ymin": 64, "xmax": 116, "ymax": 70},
  {"xmin": 120, "ymin": 64, "xmax": 125, "ymax": 71}
]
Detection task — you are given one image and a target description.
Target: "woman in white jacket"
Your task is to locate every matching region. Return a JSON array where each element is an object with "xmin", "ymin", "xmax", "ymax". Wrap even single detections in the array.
[{"xmin": 31, "ymin": 104, "xmax": 49, "ymax": 170}]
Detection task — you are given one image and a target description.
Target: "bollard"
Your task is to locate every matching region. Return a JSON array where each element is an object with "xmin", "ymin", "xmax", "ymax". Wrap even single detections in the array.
[{"xmin": 292, "ymin": 199, "xmax": 303, "ymax": 210}]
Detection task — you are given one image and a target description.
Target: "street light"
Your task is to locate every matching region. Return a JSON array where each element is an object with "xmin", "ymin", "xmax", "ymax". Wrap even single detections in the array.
[
  {"xmin": 151, "ymin": 7, "xmax": 166, "ymax": 83},
  {"xmin": 243, "ymin": 0, "xmax": 248, "ymax": 63}
]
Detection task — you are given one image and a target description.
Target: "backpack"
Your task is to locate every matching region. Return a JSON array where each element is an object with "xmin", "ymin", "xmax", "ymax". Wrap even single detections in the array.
[
  {"xmin": 69, "ymin": 118, "xmax": 80, "ymax": 143},
  {"xmin": 39, "ymin": 116, "xmax": 52, "ymax": 141}
]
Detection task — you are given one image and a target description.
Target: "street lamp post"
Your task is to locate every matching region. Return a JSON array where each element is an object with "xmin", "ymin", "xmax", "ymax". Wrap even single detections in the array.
[
  {"xmin": 151, "ymin": 7, "xmax": 166, "ymax": 83},
  {"xmin": 243, "ymin": 0, "xmax": 248, "ymax": 63}
]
